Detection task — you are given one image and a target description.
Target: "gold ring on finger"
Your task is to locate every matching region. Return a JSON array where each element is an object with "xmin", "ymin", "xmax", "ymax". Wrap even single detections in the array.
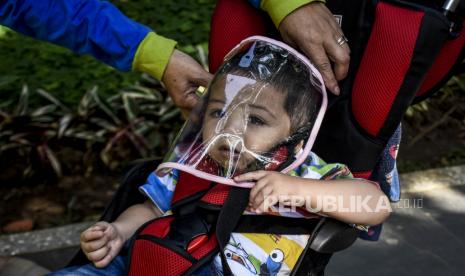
[{"xmin": 336, "ymin": 35, "xmax": 348, "ymax": 47}]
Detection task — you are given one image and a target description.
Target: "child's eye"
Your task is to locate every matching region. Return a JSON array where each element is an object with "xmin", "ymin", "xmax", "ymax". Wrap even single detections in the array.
[
  {"xmin": 248, "ymin": 115, "xmax": 265, "ymax": 126},
  {"xmin": 209, "ymin": 109, "xmax": 224, "ymax": 118}
]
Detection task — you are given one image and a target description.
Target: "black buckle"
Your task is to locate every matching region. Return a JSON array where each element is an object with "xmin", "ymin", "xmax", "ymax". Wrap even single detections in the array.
[{"xmin": 166, "ymin": 212, "xmax": 211, "ymax": 251}]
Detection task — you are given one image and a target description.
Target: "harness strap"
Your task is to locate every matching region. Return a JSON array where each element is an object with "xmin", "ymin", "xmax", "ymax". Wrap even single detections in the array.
[
  {"xmin": 216, "ymin": 186, "xmax": 251, "ymax": 276},
  {"xmin": 234, "ymin": 215, "xmax": 320, "ymax": 234}
]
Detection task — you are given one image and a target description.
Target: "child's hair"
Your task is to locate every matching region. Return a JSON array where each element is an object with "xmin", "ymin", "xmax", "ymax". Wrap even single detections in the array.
[{"xmin": 217, "ymin": 42, "xmax": 322, "ymax": 133}]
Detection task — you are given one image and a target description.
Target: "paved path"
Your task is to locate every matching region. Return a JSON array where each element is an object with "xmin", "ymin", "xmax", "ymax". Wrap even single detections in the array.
[{"xmin": 328, "ymin": 184, "xmax": 465, "ymax": 275}]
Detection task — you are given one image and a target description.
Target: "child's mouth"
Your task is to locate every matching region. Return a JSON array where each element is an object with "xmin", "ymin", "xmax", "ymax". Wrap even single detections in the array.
[{"xmin": 218, "ymin": 145, "xmax": 241, "ymax": 159}]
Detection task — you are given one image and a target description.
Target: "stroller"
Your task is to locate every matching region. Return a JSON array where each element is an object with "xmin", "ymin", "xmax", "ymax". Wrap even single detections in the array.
[{"xmin": 68, "ymin": 0, "xmax": 465, "ymax": 274}]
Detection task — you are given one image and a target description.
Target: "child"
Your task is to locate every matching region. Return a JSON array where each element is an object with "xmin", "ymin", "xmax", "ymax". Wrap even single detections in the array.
[{"xmin": 52, "ymin": 37, "xmax": 390, "ymax": 275}]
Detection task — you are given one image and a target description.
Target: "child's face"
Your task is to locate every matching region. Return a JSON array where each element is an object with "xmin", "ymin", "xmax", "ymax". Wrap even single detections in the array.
[{"xmin": 202, "ymin": 74, "xmax": 292, "ymax": 172}]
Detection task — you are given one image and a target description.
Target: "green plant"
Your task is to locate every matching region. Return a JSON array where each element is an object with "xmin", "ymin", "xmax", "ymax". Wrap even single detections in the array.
[
  {"xmin": 0, "ymin": 76, "xmax": 183, "ymax": 183},
  {"xmin": 0, "ymin": 85, "xmax": 69, "ymax": 178}
]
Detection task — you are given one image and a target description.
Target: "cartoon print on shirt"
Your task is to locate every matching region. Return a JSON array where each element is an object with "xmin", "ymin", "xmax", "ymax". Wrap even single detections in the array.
[
  {"xmin": 260, "ymin": 248, "xmax": 284, "ymax": 276},
  {"xmin": 224, "ymin": 237, "xmax": 259, "ymax": 275},
  {"xmin": 389, "ymin": 144, "xmax": 399, "ymax": 159},
  {"xmin": 222, "ymin": 235, "xmax": 289, "ymax": 275}
]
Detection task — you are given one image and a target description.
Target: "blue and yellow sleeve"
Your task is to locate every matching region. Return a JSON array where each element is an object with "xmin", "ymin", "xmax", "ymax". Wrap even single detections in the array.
[
  {"xmin": 248, "ymin": 0, "xmax": 326, "ymax": 27},
  {"xmin": 0, "ymin": 0, "xmax": 176, "ymax": 80}
]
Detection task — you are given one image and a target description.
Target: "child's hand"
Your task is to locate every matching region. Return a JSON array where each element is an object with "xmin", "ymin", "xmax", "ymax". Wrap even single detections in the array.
[
  {"xmin": 80, "ymin": 221, "xmax": 124, "ymax": 268},
  {"xmin": 234, "ymin": 171, "xmax": 303, "ymax": 213}
]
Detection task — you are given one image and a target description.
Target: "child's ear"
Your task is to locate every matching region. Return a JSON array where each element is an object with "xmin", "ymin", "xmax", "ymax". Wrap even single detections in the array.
[{"xmin": 294, "ymin": 140, "xmax": 305, "ymax": 154}]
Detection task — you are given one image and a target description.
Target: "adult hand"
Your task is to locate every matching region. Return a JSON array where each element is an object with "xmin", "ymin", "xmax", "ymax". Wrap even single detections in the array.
[
  {"xmin": 279, "ymin": 2, "xmax": 350, "ymax": 95},
  {"xmin": 162, "ymin": 49, "xmax": 213, "ymax": 118},
  {"xmin": 80, "ymin": 221, "xmax": 124, "ymax": 268}
]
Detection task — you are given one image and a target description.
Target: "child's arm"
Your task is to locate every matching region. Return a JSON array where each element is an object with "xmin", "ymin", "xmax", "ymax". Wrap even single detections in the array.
[
  {"xmin": 235, "ymin": 171, "xmax": 391, "ymax": 226},
  {"xmin": 80, "ymin": 200, "xmax": 162, "ymax": 268}
]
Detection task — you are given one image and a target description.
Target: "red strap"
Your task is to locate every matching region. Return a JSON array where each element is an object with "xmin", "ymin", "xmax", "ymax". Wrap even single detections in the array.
[
  {"xmin": 351, "ymin": 2, "xmax": 424, "ymax": 136},
  {"xmin": 353, "ymin": 171, "xmax": 372, "ymax": 179},
  {"xmin": 200, "ymin": 184, "xmax": 231, "ymax": 205},
  {"xmin": 171, "ymin": 172, "xmax": 212, "ymax": 205},
  {"xmin": 139, "ymin": 216, "xmax": 174, "ymax": 238},
  {"xmin": 417, "ymin": 22, "xmax": 465, "ymax": 97}
]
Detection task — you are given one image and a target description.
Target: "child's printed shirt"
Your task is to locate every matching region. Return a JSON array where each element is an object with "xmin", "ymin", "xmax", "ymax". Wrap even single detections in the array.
[
  {"xmin": 360, "ymin": 125, "xmax": 401, "ymax": 241},
  {"xmin": 140, "ymin": 152, "xmax": 368, "ymax": 275}
]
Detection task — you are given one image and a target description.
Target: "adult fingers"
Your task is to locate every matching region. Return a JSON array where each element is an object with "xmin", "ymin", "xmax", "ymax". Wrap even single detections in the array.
[
  {"xmin": 324, "ymin": 34, "xmax": 350, "ymax": 81},
  {"xmin": 303, "ymin": 44, "xmax": 340, "ymax": 95},
  {"xmin": 163, "ymin": 49, "xmax": 213, "ymax": 111},
  {"xmin": 191, "ymin": 70, "xmax": 213, "ymax": 88},
  {"xmin": 183, "ymin": 70, "xmax": 213, "ymax": 110}
]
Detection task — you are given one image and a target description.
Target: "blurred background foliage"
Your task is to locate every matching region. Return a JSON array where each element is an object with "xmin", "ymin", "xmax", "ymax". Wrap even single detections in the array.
[
  {"xmin": 0, "ymin": 0, "xmax": 215, "ymax": 177},
  {"xmin": 399, "ymin": 74, "xmax": 465, "ymax": 172},
  {"xmin": 0, "ymin": 0, "xmax": 215, "ymax": 230}
]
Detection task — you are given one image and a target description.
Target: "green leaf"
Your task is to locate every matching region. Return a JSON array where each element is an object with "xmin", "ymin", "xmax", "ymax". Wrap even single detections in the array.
[
  {"xmin": 15, "ymin": 85, "xmax": 29, "ymax": 116},
  {"xmin": 31, "ymin": 104, "xmax": 58, "ymax": 117},
  {"xmin": 31, "ymin": 115, "xmax": 56, "ymax": 124},
  {"xmin": 95, "ymin": 129, "xmax": 107, "ymax": 138},
  {"xmin": 133, "ymin": 121, "xmax": 156, "ymax": 136},
  {"xmin": 36, "ymin": 89, "xmax": 70, "ymax": 111},
  {"xmin": 9, "ymin": 133, "xmax": 31, "ymax": 145},
  {"xmin": 58, "ymin": 114, "xmax": 73, "ymax": 138},
  {"xmin": 125, "ymin": 131, "xmax": 150, "ymax": 157},
  {"xmin": 38, "ymin": 144, "xmax": 62, "ymax": 177},
  {"xmin": 0, "ymin": 142, "xmax": 27, "ymax": 153},
  {"xmin": 122, "ymin": 93, "xmax": 139, "ymax": 121},
  {"xmin": 78, "ymin": 88, "xmax": 95, "ymax": 117},
  {"xmin": 63, "ymin": 129, "xmax": 105, "ymax": 142},
  {"xmin": 160, "ymin": 108, "xmax": 180, "ymax": 122},
  {"xmin": 196, "ymin": 44, "xmax": 208, "ymax": 69},
  {"xmin": 89, "ymin": 86, "xmax": 122, "ymax": 125},
  {"xmin": 0, "ymin": 75, "xmax": 19, "ymax": 87},
  {"xmin": 89, "ymin": 117, "xmax": 118, "ymax": 132}
]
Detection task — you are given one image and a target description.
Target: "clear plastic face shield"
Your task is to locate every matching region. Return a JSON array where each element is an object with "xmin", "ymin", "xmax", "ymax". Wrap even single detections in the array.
[{"xmin": 157, "ymin": 36, "xmax": 327, "ymax": 187}]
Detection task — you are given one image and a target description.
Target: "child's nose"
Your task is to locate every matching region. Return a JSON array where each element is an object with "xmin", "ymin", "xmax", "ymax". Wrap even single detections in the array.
[{"xmin": 218, "ymin": 108, "xmax": 247, "ymax": 134}]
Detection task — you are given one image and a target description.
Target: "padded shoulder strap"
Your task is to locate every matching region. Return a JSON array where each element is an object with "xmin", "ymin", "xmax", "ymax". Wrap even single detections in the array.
[{"xmin": 170, "ymin": 171, "xmax": 213, "ymax": 211}]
